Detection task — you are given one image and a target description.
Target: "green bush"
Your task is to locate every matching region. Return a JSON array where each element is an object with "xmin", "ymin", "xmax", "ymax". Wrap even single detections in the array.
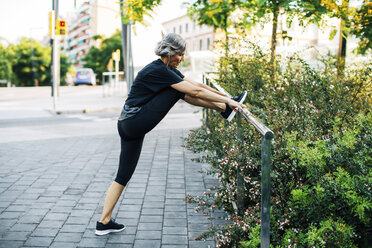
[{"xmin": 185, "ymin": 40, "xmax": 371, "ymax": 247}]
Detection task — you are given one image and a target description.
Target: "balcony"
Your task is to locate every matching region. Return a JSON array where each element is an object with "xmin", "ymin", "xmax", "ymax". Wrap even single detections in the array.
[{"xmin": 77, "ymin": 13, "xmax": 90, "ymax": 24}]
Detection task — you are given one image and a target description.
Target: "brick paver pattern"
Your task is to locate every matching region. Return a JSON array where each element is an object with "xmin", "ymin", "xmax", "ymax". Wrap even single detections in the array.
[{"xmin": 0, "ymin": 128, "xmax": 225, "ymax": 248}]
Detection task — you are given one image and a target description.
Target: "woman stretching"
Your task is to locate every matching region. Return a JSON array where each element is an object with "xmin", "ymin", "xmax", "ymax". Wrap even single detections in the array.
[{"xmin": 95, "ymin": 33, "xmax": 247, "ymax": 235}]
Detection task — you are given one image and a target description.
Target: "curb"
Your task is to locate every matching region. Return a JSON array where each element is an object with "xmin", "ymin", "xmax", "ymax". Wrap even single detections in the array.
[{"xmin": 45, "ymin": 107, "xmax": 122, "ymax": 115}]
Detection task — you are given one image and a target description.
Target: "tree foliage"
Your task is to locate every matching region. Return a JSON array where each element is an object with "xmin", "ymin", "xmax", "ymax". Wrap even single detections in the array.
[
  {"xmin": 0, "ymin": 44, "xmax": 12, "ymax": 82},
  {"xmin": 120, "ymin": 0, "xmax": 161, "ymax": 24},
  {"xmin": 83, "ymin": 30, "xmax": 123, "ymax": 84},
  {"xmin": 350, "ymin": 0, "xmax": 372, "ymax": 54},
  {"xmin": 7, "ymin": 38, "xmax": 49, "ymax": 86},
  {"xmin": 5, "ymin": 38, "xmax": 71, "ymax": 87},
  {"xmin": 187, "ymin": 0, "xmax": 372, "ymax": 60},
  {"xmin": 187, "ymin": 0, "xmax": 239, "ymax": 32}
]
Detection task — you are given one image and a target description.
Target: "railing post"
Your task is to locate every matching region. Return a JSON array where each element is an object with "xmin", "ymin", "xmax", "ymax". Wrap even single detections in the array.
[
  {"xmin": 261, "ymin": 134, "xmax": 272, "ymax": 248},
  {"xmin": 204, "ymin": 76, "xmax": 209, "ymax": 130},
  {"xmin": 236, "ymin": 114, "xmax": 245, "ymax": 214},
  {"xmin": 205, "ymin": 76, "xmax": 274, "ymax": 247}
]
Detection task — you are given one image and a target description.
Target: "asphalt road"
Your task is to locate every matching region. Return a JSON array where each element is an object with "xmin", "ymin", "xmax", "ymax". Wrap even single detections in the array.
[{"xmin": 0, "ymin": 86, "xmax": 203, "ymax": 143}]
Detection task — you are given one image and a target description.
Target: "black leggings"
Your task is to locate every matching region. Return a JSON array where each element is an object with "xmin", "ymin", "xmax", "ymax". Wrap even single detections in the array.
[{"xmin": 115, "ymin": 87, "xmax": 184, "ymax": 186}]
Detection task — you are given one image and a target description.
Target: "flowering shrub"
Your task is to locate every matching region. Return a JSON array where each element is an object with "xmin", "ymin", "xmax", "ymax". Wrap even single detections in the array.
[{"xmin": 185, "ymin": 40, "xmax": 371, "ymax": 247}]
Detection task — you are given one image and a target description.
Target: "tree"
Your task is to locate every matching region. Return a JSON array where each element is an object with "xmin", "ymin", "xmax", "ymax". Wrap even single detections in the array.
[
  {"xmin": 0, "ymin": 44, "xmax": 12, "ymax": 82},
  {"xmin": 7, "ymin": 38, "xmax": 71, "ymax": 87},
  {"xmin": 42, "ymin": 53, "xmax": 72, "ymax": 86},
  {"xmin": 242, "ymin": 0, "xmax": 297, "ymax": 65},
  {"xmin": 7, "ymin": 38, "xmax": 50, "ymax": 86},
  {"xmin": 188, "ymin": 0, "xmax": 371, "ymax": 72},
  {"xmin": 298, "ymin": 0, "xmax": 372, "ymax": 73},
  {"xmin": 186, "ymin": 0, "xmax": 299, "ymax": 65},
  {"xmin": 83, "ymin": 30, "xmax": 123, "ymax": 84},
  {"xmin": 187, "ymin": 0, "xmax": 239, "ymax": 43},
  {"xmin": 120, "ymin": 0, "xmax": 161, "ymax": 25},
  {"xmin": 119, "ymin": 0, "xmax": 162, "ymax": 88},
  {"xmin": 350, "ymin": 0, "xmax": 372, "ymax": 54}
]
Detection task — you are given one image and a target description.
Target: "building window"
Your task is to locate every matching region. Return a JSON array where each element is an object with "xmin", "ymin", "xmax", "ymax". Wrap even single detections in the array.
[
  {"xmin": 173, "ymin": 27, "xmax": 176, "ymax": 33},
  {"xmin": 199, "ymin": 39, "xmax": 203, "ymax": 50},
  {"xmin": 179, "ymin": 25, "xmax": 182, "ymax": 34},
  {"xmin": 207, "ymin": 37, "xmax": 211, "ymax": 50},
  {"xmin": 186, "ymin": 23, "xmax": 188, "ymax": 33}
]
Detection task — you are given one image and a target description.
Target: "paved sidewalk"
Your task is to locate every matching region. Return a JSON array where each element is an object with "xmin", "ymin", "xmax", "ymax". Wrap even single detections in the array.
[{"xmin": 0, "ymin": 108, "xmax": 225, "ymax": 247}]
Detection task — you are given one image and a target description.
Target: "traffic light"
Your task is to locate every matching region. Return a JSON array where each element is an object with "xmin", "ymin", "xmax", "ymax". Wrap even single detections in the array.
[{"xmin": 56, "ymin": 19, "xmax": 67, "ymax": 36}]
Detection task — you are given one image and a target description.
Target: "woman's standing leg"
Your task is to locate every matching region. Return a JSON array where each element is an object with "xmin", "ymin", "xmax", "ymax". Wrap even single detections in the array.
[
  {"xmin": 97, "ymin": 87, "xmax": 183, "ymax": 235},
  {"xmin": 99, "ymin": 181, "xmax": 125, "ymax": 224},
  {"xmin": 98, "ymin": 136, "xmax": 144, "ymax": 228}
]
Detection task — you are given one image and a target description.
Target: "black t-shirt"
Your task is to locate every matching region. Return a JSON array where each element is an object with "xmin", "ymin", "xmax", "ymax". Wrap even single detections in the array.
[{"xmin": 125, "ymin": 59, "xmax": 185, "ymax": 108}]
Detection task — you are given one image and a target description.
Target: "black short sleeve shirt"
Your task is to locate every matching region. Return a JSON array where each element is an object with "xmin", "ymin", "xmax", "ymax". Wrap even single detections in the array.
[{"xmin": 125, "ymin": 59, "xmax": 184, "ymax": 108}]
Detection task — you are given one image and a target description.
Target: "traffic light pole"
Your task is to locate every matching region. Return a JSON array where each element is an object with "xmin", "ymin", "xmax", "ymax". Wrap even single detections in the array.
[
  {"xmin": 120, "ymin": 1, "xmax": 134, "ymax": 94},
  {"xmin": 51, "ymin": 0, "xmax": 59, "ymax": 113}
]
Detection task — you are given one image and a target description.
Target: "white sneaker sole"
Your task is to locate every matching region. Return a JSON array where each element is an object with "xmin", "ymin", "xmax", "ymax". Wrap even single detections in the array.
[
  {"xmin": 95, "ymin": 226, "xmax": 126, "ymax": 236},
  {"xmin": 227, "ymin": 91, "xmax": 247, "ymax": 122}
]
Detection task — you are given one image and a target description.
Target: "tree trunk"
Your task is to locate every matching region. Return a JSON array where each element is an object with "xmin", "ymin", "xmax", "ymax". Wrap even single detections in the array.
[
  {"xmin": 223, "ymin": 20, "xmax": 229, "ymax": 57},
  {"xmin": 270, "ymin": 3, "xmax": 279, "ymax": 81},
  {"xmin": 337, "ymin": 0, "xmax": 349, "ymax": 76},
  {"xmin": 270, "ymin": 4, "xmax": 279, "ymax": 65},
  {"xmin": 337, "ymin": 19, "xmax": 347, "ymax": 75}
]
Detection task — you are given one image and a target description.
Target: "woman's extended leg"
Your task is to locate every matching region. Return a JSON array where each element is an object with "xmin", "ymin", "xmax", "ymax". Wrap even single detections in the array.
[{"xmin": 184, "ymin": 94, "xmax": 226, "ymax": 112}]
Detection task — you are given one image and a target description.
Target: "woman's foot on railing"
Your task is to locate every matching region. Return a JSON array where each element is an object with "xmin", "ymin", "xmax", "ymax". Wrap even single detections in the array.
[{"xmin": 220, "ymin": 91, "xmax": 247, "ymax": 122}]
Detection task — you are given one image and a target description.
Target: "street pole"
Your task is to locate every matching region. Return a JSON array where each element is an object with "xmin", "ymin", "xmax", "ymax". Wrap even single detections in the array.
[
  {"xmin": 119, "ymin": 1, "xmax": 129, "ymax": 94},
  {"xmin": 115, "ymin": 55, "xmax": 119, "ymax": 96},
  {"xmin": 126, "ymin": 22, "xmax": 132, "ymax": 89},
  {"xmin": 120, "ymin": 1, "xmax": 134, "ymax": 95},
  {"xmin": 31, "ymin": 39, "xmax": 36, "ymax": 86},
  {"xmin": 51, "ymin": 0, "xmax": 59, "ymax": 112},
  {"xmin": 129, "ymin": 22, "xmax": 134, "ymax": 86}
]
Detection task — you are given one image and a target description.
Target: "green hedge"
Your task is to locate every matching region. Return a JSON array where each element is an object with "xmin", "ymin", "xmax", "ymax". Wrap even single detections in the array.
[{"xmin": 185, "ymin": 40, "xmax": 371, "ymax": 247}]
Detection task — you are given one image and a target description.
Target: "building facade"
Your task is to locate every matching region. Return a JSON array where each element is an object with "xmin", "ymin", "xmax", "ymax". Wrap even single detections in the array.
[
  {"xmin": 61, "ymin": 0, "xmax": 121, "ymax": 68},
  {"xmin": 162, "ymin": 15, "xmax": 217, "ymax": 73},
  {"xmin": 162, "ymin": 12, "xmax": 355, "ymax": 69},
  {"xmin": 162, "ymin": 15, "xmax": 215, "ymax": 54}
]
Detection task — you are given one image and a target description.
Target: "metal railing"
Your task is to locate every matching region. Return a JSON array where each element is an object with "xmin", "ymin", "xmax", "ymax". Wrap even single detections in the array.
[
  {"xmin": 102, "ymin": 71, "xmax": 127, "ymax": 97},
  {"xmin": 203, "ymin": 74, "xmax": 273, "ymax": 248}
]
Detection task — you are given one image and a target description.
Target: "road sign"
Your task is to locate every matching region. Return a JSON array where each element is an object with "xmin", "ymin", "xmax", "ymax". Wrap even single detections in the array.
[{"xmin": 112, "ymin": 49, "xmax": 120, "ymax": 61}]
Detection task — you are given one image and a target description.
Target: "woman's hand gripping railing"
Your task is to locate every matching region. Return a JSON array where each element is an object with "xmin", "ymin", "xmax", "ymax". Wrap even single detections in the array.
[{"xmin": 202, "ymin": 73, "xmax": 273, "ymax": 248}]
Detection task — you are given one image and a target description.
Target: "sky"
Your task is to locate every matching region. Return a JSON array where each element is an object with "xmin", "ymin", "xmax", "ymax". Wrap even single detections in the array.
[{"xmin": 0, "ymin": 0, "xmax": 190, "ymax": 66}]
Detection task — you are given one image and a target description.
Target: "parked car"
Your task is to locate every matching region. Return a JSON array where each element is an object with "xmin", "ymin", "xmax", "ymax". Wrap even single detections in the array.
[{"xmin": 75, "ymin": 68, "xmax": 96, "ymax": 86}]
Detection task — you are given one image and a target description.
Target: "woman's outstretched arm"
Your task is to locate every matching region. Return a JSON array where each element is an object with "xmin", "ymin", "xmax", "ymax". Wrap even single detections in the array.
[
  {"xmin": 183, "ymin": 77, "xmax": 226, "ymax": 97},
  {"xmin": 170, "ymin": 81, "xmax": 245, "ymax": 111}
]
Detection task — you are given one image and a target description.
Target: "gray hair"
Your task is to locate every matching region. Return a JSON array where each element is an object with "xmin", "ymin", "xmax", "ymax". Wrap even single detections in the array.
[{"xmin": 155, "ymin": 33, "xmax": 186, "ymax": 57}]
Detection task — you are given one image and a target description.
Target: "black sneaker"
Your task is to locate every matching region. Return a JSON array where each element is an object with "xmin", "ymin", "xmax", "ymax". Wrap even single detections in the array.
[
  {"xmin": 220, "ymin": 91, "xmax": 247, "ymax": 122},
  {"xmin": 95, "ymin": 219, "xmax": 126, "ymax": 236}
]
